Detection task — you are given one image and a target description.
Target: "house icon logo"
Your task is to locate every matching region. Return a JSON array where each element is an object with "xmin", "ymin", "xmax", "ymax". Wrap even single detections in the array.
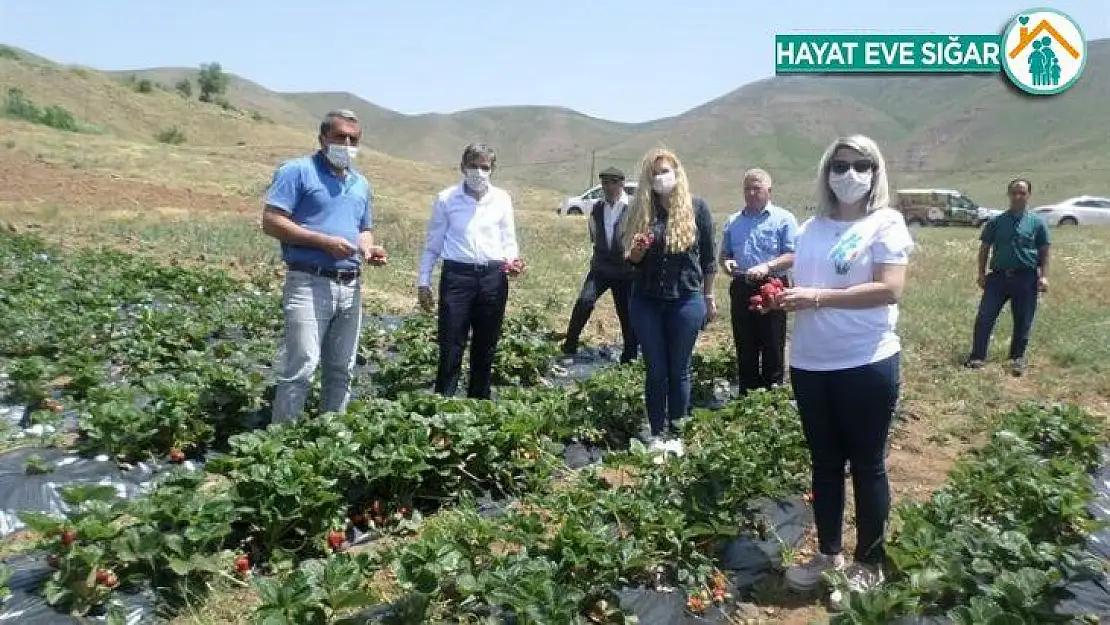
[{"xmin": 1001, "ymin": 8, "xmax": 1086, "ymax": 95}]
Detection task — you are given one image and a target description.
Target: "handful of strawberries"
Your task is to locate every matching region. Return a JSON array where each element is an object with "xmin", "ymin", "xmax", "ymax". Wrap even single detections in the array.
[
  {"xmin": 748, "ymin": 277, "xmax": 785, "ymax": 314},
  {"xmin": 502, "ymin": 258, "xmax": 526, "ymax": 274},
  {"xmin": 631, "ymin": 232, "xmax": 655, "ymax": 249}
]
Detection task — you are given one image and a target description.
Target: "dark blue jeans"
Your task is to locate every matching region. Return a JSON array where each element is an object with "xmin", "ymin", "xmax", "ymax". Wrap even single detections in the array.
[
  {"xmin": 790, "ymin": 352, "xmax": 900, "ymax": 565},
  {"xmin": 629, "ymin": 288, "xmax": 707, "ymax": 436},
  {"xmin": 969, "ymin": 269, "xmax": 1039, "ymax": 361}
]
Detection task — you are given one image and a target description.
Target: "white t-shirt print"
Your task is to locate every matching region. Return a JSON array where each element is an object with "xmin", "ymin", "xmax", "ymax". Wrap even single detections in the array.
[{"xmin": 789, "ymin": 207, "xmax": 915, "ymax": 372}]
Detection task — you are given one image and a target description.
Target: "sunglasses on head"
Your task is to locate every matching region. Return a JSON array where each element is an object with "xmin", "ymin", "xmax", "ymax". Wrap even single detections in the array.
[{"xmin": 830, "ymin": 159, "xmax": 875, "ymax": 175}]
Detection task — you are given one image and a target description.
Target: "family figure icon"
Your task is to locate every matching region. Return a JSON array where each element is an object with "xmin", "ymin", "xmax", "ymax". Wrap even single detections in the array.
[{"xmin": 1028, "ymin": 37, "xmax": 1061, "ymax": 86}]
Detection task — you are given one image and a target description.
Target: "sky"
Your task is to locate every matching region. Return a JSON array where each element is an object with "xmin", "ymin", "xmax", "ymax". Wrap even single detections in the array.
[{"xmin": 1, "ymin": 0, "xmax": 1108, "ymax": 124}]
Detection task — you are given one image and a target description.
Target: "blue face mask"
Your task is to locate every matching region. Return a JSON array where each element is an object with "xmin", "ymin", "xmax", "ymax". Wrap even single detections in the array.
[
  {"xmin": 464, "ymin": 168, "xmax": 490, "ymax": 192},
  {"xmin": 325, "ymin": 144, "xmax": 358, "ymax": 169}
]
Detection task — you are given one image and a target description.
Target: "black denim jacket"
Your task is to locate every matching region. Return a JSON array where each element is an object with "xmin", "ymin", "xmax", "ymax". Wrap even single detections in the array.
[{"xmin": 630, "ymin": 197, "xmax": 717, "ymax": 300}]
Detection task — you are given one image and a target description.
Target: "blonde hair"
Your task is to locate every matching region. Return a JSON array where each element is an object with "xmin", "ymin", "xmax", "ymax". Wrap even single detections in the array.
[
  {"xmin": 622, "ymin": 147, "xmax": 696, "ymax": 254},
  {"xmin": 814, "ymin": 134, "xmax": 890, "ymax": 216}
]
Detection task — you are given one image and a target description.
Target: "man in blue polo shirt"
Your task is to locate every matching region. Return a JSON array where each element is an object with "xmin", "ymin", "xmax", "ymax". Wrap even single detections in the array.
[
  {"xmin": 718, "ymin": 168, "xmax": 798, "ymax": 394},
  {"xmin": 261, "ymin": 109, "xmax": 388, "ymax": 423},
  {"xmin": 965, "ymin": 178, "xmax": 1050, "ymax": 377}
]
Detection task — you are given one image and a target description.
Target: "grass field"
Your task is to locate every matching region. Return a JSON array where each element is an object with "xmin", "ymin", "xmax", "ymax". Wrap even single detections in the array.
[{"xmin": 2, "ymin": 106, "xmax": 1108, "ymax": 622}]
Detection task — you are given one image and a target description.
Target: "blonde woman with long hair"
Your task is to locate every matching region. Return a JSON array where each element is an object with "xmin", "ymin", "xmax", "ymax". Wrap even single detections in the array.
[
  {"xmin": 622, "ymin": 147, "xmax": 718, "ymax": 453},
  {"xmin": 774, "ymin": 135, "xmax": 914, "ymax": 606}
]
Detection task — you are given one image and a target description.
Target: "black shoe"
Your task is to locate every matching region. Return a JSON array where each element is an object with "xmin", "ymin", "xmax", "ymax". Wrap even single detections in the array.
[{"xmin": 964, "ymin": 359, "xmax": 985, "ymax": 369}]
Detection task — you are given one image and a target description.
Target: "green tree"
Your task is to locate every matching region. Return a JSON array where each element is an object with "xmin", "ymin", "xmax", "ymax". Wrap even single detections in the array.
[
  {"xmin": 197, "ymin": 62, "xmax": 229, "ymax": 103},
  {"xmin": 174, "ymin": 78, "xmax": 193, "ymax": 98}
]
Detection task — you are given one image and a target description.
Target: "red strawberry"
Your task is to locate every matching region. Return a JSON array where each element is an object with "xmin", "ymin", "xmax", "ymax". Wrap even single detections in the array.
[
  {"xmin": 770, "ymin": 278, "xmax": 783, "ymax": 289},
  {"xmin": 95, "ymin": 568, "xmax": 118, "ymax": 588},
  {"xmin": 327, "ymin": 529, "xmax": 345, "ymax": 550},
  {"xmin": 168, "ymin": 449, "xmax": 185, "ymax": 463},
  {"xmin": 60, "ymin": 528, "xmax": 76, "ymax": 546},
  {"xmin": 235, "ymin": 555, "xmax": 250, "ymax": 574}
]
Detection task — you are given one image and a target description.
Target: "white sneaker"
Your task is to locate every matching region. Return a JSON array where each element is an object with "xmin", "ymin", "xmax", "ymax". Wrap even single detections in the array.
[
  {"xmin": 784, "ymin": 552, "xmax": 846, "ymax": 593},
  {"xmin": 662, "ymin": 438, "xmax": 685, "ymax": 457},
  {"xmin": 828, "ymin": 562, "xmax": 885, "ymax": 611}
]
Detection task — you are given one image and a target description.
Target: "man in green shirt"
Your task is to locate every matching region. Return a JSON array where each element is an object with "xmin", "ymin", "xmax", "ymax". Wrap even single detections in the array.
[{"xmin": 965, "ymin": 178, "xmax": 1050, "ymax": 376}]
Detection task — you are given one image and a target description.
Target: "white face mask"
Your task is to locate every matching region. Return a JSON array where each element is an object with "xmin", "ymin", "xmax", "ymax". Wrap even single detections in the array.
[
  {"xmin": 464, "ymin": 168, "xmax": 491, "ymax": 193},
  {"xmin": 325, "ymin": 144, "xmax": 358, "ymax": 169},
  {"xmin": 652, "ymin": 170, "xmax": 677, "ymax": 195},
  {"xmin": 828, "ymin": 169, "xmax": 873, "ymax": 205}
]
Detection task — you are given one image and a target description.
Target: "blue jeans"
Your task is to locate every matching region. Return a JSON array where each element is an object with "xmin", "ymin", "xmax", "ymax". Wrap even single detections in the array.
[
  {"xmin": 629, "ymin": 289, "xmax": 707, "ymax": 436},
  {"xmin": 272, "ymin": 271, "xmax": 363, "ymax": 423},
  {"xmin": 969, "ymin": 269, "xmax": 1039, "ymax": 361},
  {"xmin": 790, "ymin": 352, "xmax": 900, "ymax": 565}
]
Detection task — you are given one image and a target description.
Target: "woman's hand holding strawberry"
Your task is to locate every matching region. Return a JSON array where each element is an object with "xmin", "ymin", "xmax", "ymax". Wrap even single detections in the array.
[{"xmin": 628, "ymin": 232, "xmax": 654, "ymax": 263}]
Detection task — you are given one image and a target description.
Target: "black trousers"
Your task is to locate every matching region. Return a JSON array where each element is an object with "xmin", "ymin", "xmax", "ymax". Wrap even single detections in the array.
[
  {"xmin": 435, "ymin": 260, "xmax": 509, "ymax": 399},
  {"xmin": 729, "ymin": 277, "xmax": 789, "ymax": 393},
  {"xmin": 563, "ymin": 270, "xmax": 637, "ymax": 362}
]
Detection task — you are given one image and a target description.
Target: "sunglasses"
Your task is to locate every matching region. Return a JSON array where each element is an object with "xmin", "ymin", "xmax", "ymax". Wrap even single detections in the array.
[{"xmin": 830, "ymin": 159, "xmax": 875, "ymax": 174}]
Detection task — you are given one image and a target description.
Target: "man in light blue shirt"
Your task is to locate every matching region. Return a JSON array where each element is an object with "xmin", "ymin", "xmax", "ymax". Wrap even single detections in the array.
[
  {"xmin": 261, "ymin": 109, "xmax": 388, "ymax": 423},
  {"xmin": 718, "ymin": 168, "xmax": 798, "ymax": 393}
]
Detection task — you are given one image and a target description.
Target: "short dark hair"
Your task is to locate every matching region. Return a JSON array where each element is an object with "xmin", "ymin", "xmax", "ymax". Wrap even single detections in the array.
[
  {"xmin": 319, "ymin": 109, "xmax": 359, "ymax": 137},
  {"xmin": 1008, "ymin": 178, "xmax": 1033, "ymax": 193},
  {"xmin": 461, "ymin": 142, "xmax": 497, "ymax": 167}
]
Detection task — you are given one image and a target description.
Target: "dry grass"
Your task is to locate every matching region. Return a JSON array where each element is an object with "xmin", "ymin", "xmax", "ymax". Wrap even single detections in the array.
[{"xmin": 2, "ymin": 82, "xmax": 1109, "ymax": 624}]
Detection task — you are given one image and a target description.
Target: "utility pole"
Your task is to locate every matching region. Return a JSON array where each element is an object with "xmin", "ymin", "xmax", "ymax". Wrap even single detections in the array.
[{"xmin": 587, "ymin": 149, "xmax": 596, "ymax": 188}]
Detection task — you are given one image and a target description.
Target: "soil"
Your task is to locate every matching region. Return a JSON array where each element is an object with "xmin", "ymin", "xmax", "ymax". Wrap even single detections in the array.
[{"xmin": 0, "ymin": 151, "xmax": 257, "ymax": 215}]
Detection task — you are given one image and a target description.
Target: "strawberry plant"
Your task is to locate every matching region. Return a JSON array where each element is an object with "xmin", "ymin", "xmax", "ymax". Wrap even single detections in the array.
[
  {"xmin": 566, "ymin": 363, "xmax": 646, "ymax": 448},
  {"xmin": 251, "ymin": 553, "xmax": 382, "ymax": 625},
  {"xmin": 831, "ymin": 402, "xmax": 1108, "ymax": 624},
  {"xmin": 16, "ymin": 484, "xmax": 131, "ymax": 618},
  {"xmin": 0, "ymin": 562, "xmax": 11, "ymax": 603}
]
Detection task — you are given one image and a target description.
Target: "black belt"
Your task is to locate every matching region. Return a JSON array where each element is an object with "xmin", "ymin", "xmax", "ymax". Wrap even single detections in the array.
[
  {"xmin": 287, "ymin": 262, "xmax": 361, "ymax": 282},
  {"xmin": 994, "ymin": 267, "xmax": 1036, "ymax": 276},
  {"xmin": 443, "ymin": 259, "xmax": 503, "ymax": 274}
]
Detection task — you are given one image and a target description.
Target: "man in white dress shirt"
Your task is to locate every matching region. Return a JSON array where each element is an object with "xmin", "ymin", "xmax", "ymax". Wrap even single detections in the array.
[
  {"xmin": 416, "ymin": 143, "xmax": 523, "ymax": 399},
  {"xmin": 561, "ymin": 166, "xmax": 638, "ymax": 363}
]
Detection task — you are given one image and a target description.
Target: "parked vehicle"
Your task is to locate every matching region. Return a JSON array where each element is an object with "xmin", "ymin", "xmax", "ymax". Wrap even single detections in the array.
[
  {"xmin": 895, "ymin": 188, "xmax": 1000, "ymax": 227},
  {"xmin": 1032, "ymin": 195, "xmax": 1110, "ymax": 226},
  {"xmin": 558, "ymin": 181, "xmax": 639, "ymax": 215}
]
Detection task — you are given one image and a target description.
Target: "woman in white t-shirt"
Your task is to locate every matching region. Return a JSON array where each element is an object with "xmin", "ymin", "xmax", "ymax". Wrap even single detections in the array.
[{"xmin": 774, "ymin": 135, "xmax": 914, "ymax": 603}]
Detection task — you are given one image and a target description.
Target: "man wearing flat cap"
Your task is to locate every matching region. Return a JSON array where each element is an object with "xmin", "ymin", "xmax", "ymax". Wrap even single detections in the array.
[{"xmin": 561, "ymin": 166, "xmax": 639, "ymax": 363}]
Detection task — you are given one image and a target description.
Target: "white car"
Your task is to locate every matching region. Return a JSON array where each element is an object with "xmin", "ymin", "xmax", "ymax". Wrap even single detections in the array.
[
  {"xmin": 977, "ymin": 206, "xmax": 1004, "ymax": 224},
  {"xmin": 1032, "ymin": 195, "xmax": 1110, "ymax": 226},
  {"xmin": 558, "ymin": 182, "xmax": 639, "ymax": 215}
]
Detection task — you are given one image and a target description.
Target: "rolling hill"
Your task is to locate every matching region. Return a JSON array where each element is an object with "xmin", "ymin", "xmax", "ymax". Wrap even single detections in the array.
[
  {"xmin": 4, "ymin": 39, "xmax": 1109, "ymax": 213},
  {"xmin": 284, "ymin": 40, "xmax": 1110, "ymax": 210}
]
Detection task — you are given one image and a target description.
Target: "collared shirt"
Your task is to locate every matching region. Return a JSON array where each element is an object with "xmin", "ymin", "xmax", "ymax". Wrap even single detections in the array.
[
  {"xmin": 264, "ymin": 152, "xmax": 372, "ymax": 270},
  {"xmin": 630, "ymin": 197, "xmax": 718, "ymax": 300},
  {"xmin": 588, "ymin": 193, "xmax": 629, "ymax": 247},
  {"xmin": 719, "ymin": 203, "xmax": 798, "ymax": 277},
  {"xmin": 981, "ymin": 209, "xmax": 1050, "ymax": 271},
  {"xmin": 417, "ymin": 182, "xmax": 520, "ymax": 287}
]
